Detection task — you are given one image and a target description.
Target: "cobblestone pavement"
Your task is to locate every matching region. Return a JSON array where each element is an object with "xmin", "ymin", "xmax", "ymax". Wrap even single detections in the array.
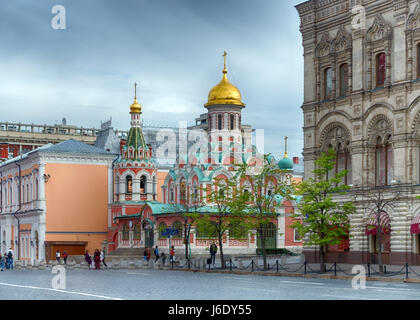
[{"xmin": 0, "ymin": 268, "xmax": 420, "ymax": 300}]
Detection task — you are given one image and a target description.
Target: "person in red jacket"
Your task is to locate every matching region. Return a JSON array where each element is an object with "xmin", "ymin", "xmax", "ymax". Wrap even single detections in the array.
[{"xmin": 170, "ymin": 246, "xmax": 175, "ymax": 263}]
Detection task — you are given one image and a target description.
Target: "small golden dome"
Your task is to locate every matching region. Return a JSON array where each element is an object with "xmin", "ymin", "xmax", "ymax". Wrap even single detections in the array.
[
  {"xmin": 130, "ymin": 97, "xmax": 142, "ymax": 114},
  {"xmin": 130, "ymin": 82, "xmax": 142, "ymax": 113},
  {"xmin": 205, "ymin": 52, "xmax": 245, "ymax": 108}
]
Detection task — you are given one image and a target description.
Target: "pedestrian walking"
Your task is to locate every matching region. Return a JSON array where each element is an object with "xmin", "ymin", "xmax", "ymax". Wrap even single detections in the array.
[
  {"xmin": 7, "ymin": 249, "xmax": 14, "ymax": 270},
  {"xmin": 144, "ymin": 248, "xmax": 148, "ymax": 261},
  {"xmin": 56, "ymin": 250, "xmax": 61, "ymax": 264},
  {"xmin": 4, "ymin": 252, "xmax": 9, "ymax": 270},
  {"xmin": 210, "ymin": 242, "xmax": 217, "ymax": 265},
  {"xmin": 100, "ymin": 249, "xmax": 107, "ymax": 268},
  {"xmin": 170, "ymin": 246, "xmax": 175, "ymax": 263},
  {"xmin": 154, "ymin": 246, "xmax": 159, "ymax": 262},
  {"xmin": 147, "ymin": 248, "xmax": 151, "ymax": 262},
  {"xmin": 63, "ymin": 251, "xmax": 68, "ymax": 265},
  {"xmin": 85, "ymin": 250, "xmax": 92, "ymax": 270},
  {"xmin": 0, "ymin": 253, "xmax": 4, "ymax": 271},
  {"xmin": 94, "ymin": 249, "xmax": 101, "ymax": 270}
]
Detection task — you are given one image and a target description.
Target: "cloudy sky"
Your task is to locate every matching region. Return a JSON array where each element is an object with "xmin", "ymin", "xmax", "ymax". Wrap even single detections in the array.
[{"xmin": 0, "ymin": 0, "xmax": 304, "ymax": 160}]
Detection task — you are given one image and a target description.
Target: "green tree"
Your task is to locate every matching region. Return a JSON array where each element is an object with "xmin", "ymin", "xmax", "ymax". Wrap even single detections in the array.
[
  {"xmin": 165, "ymin": 189, "xmax": 204, "ymax": 260},
  {"xmin": 236, "ymin": 154, "xmax": 296, "ymax": 270},
  {"xmin": 292, "ymin": 149, "xmax": 355, "ymax": 273},
  {"xmin": 195, "ymin": 177, "xmax": 248, "ymax": 269}
]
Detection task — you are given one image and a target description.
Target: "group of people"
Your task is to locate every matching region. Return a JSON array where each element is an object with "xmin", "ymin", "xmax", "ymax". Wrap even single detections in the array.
[
  {"xmin": 0, "ymin": 249, "xmax": 14, "ymax": 271},
  {"xmin": 84, "ymin": 249, "xmax": 107, "ymax": 270},
  {"xmin": 144, "ymin": 245, "xmax": 175, "ymax": 264},
  {"xmin": 55, "ymin": 251, "xmax": 68, "ymax": 265}
]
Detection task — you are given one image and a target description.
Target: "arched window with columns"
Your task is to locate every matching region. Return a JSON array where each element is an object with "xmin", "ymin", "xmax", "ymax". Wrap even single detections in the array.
[
  {"xmin": 126, "ymin": 176, "xmax": 133, "ymax": 194},
  {"xmin": 140, "ymin": 175, "xmax": 147, "ymax": 194},
  {"xmin": 320, "ymin": 124, "xmax": 352, "ymax": 185},
  {"xmin": 375, "ymin": 135, "xmax": 393, "ymax": 186}
]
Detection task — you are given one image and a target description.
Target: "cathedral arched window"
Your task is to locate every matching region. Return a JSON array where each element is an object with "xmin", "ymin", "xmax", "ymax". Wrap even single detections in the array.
[
  {"xmin": 169, "ymin": 188, "xmax": 174, "ymax": 203},
  {"xmin": 218, "ymin": 114, "xmax": 223, "ymax": 130},
  {"xmin": 375, "ymin": 135, "xmax": 393, "ymax": 186},
  {"xmin": 133, "ymin": 224, "xmax": 141, "ymax": 240},
  {"xmin": 126, "ymin": 176, "xmax": 133, "ymax": 194},
  {"xmin": 324, "ymin": 67, "xmax": 333, "ymax": 100},
  {"xmin": 321, "ymin": 125, "xmax": 352, "ymax": 185},
  {"xmin": 140, "ymin": 176, "xmax": 146, "ymax": 194},
  {"xmin": 122, "ymin": 224, "xmax": 129, "ymax": 240},
  {"xmin": 179, "ymin": 179, "xmax": 186, "ymax": 202},
  {"xmin": 172, "ymin": 220, "xmax": 183, "ymax": 239},
  {"xmin": 230, "ymin": 114, "xmax": 235, "ymax": 130},
  {"xmin": 159, "ymin": 222, "xmax": 168, "ymax": 239},
  {"xmin": 376, "ymin": 53, "xmax": 386, "ymax": 87},
  {"xmin": 339, "ymin": 63, "xmax": 349, "ymax": 97}
]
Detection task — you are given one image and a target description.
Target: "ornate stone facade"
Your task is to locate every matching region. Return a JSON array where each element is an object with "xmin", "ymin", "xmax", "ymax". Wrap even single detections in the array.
[{"xmin": 296, "ymin": 0, "xmax": 420, "ymax": 264}]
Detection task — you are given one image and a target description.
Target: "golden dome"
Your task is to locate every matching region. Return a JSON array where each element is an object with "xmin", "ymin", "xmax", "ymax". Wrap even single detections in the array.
[
  {"xmin": 205, "ymin": 52, "xmax": 245, "ymax": 107},
  {"xmin": 130, "ymin": 97, "xmax": 142, "ymax": 113},
  {"xmin": 130, "ymin": 82, "xmax": 142, "ymax": 113}
]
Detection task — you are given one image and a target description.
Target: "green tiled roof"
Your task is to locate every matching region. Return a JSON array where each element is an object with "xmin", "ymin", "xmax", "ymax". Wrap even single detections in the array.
[{"xmin": 125, "ymin": 127, "xmax": 147, "ymax": 160}]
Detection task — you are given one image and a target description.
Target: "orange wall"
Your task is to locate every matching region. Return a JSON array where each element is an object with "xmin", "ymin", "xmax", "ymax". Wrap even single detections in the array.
[
  {"xmin": 45, "ymin": 163, "xmax": 109, "ymax": 236},
  {"xmin": 156, "ymin": 170, "xmax": 168, "ymax": 202}
]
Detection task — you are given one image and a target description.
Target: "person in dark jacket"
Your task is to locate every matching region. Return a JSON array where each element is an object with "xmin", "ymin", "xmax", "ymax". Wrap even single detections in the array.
[
  {"xmin": 94, "ymin": 249, "xmax": 101, "ymax": 270},
  {"xmin": 209, "ymin": 242, "xmax": 217, "ymax": 265},
  {"xmin": 85, "ymin": 250, "xmax": 92, "ymax": 270},
  {"xmin": 0, "ymin": 253, "xmax": 4, "ymax": 271}
]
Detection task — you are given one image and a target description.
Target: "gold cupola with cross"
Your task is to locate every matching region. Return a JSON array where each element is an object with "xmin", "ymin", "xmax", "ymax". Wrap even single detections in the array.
[
  {"xmin": 130, "ymin": 82, "xmax": 142, "ymax": 114},
  {"xmin": 205, "ymin": 51, "xmax": 245, "ymax": 108}
]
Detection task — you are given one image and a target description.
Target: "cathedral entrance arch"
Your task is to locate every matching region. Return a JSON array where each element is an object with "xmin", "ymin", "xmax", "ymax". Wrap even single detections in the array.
[
  {"xmin": 143, "ymin": 221, "xmax": 154, "ymax": 249},
  {"xmin": 257, "ymin": 222, "xmax": 277, "ymax": 250}
]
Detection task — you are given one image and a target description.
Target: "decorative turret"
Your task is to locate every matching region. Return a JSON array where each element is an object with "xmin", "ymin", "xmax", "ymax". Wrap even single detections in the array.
[
  {"xmin": 278, "ymin": 136, "xmax": 294, "ymax": 171},
  {"xmin": 123, "ymin": 83, "xmax": 149, "ymax": 161}
]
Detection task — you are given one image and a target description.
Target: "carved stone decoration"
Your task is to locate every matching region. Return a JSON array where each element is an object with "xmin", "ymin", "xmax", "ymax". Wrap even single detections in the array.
[
  {"xmin": 367, "ymin": 114, "xmax": 393, "ymax": 143},
  {"xmin": 396, "ymin": 96, "xmax": 405, "ymax": 108},
  {"xmin": 319, "ymin": 122, "xmax": 351, "ymax": 152},
  {"xmin": 315, "ymin": 32, "xmax": 331, "ymax": 57},
  {"xmin": 333, "ymin": 26, "xmax": 352, "ymax": 52},
  {"xmin": 354, "ymin": 105, "xmax": 361, "ymax": 117},
  {"xmin": 366, "ymin": 14, "xmax": 392, "ymax": 42},
  {"xmin": 406, "ymin": 1, "xmax": 420, "ymax": 30},
  {"xmin": 411, "ymin": 109, "xmax": 420, "ymax": 138}
]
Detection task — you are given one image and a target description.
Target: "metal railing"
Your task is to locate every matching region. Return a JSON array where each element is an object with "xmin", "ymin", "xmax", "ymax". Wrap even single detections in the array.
[{"xmin": 164, "ymin": 257, "xmax": 420, "ymax": 280}]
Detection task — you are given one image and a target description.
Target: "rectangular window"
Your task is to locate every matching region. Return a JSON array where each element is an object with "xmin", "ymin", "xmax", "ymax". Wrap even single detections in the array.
[
  {"xmin": 294, "ymin": 229, "xmax": 302, "ymax": 242},
  {"xmin": 376, "ymin": 146, "xmax": 386, "ymax": 186},
  {"xmin": 339, "ymin": 64, "xmax": 348, "ymax": 96},
  {"xmin": 376, "ymin": 53, "xmax": 386, "ymax": 87},
  {"xmin": 324, "ymin": 68, "xmax": 333, "ymax": 99}
]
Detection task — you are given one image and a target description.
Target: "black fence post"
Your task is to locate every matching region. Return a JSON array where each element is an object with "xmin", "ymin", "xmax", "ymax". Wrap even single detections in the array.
[
  {"xmin": 171, "ymin": 260, "xmax": 174, "ymax": 269},
  {"xmin": 334, "ymin": 262, "xmax": 337, "ymax": 276},
  {"xmin": 208, "ymin": 261, "xmax": 210, "ymax": 271},
  {"xmin": 230, "ymin": 259, "xmax": 232, "ymax": 272},
  {"xmin": 188, "ymin": 259, "xmax": 191, "ymax": 269},
  {"xmin": 384, "ymin": 265, "xmax": 387, "ymax": 274},
  {"xmin": 251, "ymin": 260, "xmax": 254, "ymax": 272},
  {"xmin": 276, "ymin": 260, "xmax": 279, "ymax": 273},
  {"xmin": 268, "ymin": 263, "xmax": 270, "ymax": 271},
  {"xmin": 304, "ymin": 261, "xmax": 307, "ymax": 275},
  {"xmin": 406, "ymin": 263, "xmax": 409, "ymax": 279},
  {"xmin": 367, "ymin": 263, "xmax": 370, "ymax": 277}
]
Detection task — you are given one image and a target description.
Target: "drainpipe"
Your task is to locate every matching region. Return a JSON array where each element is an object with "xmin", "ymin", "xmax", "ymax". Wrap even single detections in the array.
[
  {"xmin": 14, "ymin": 158, "xmax": 22, "ymax": 260},
  {"xmin": 112, "ymin": 154, "xmax": 120, "ymax": 203}
]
